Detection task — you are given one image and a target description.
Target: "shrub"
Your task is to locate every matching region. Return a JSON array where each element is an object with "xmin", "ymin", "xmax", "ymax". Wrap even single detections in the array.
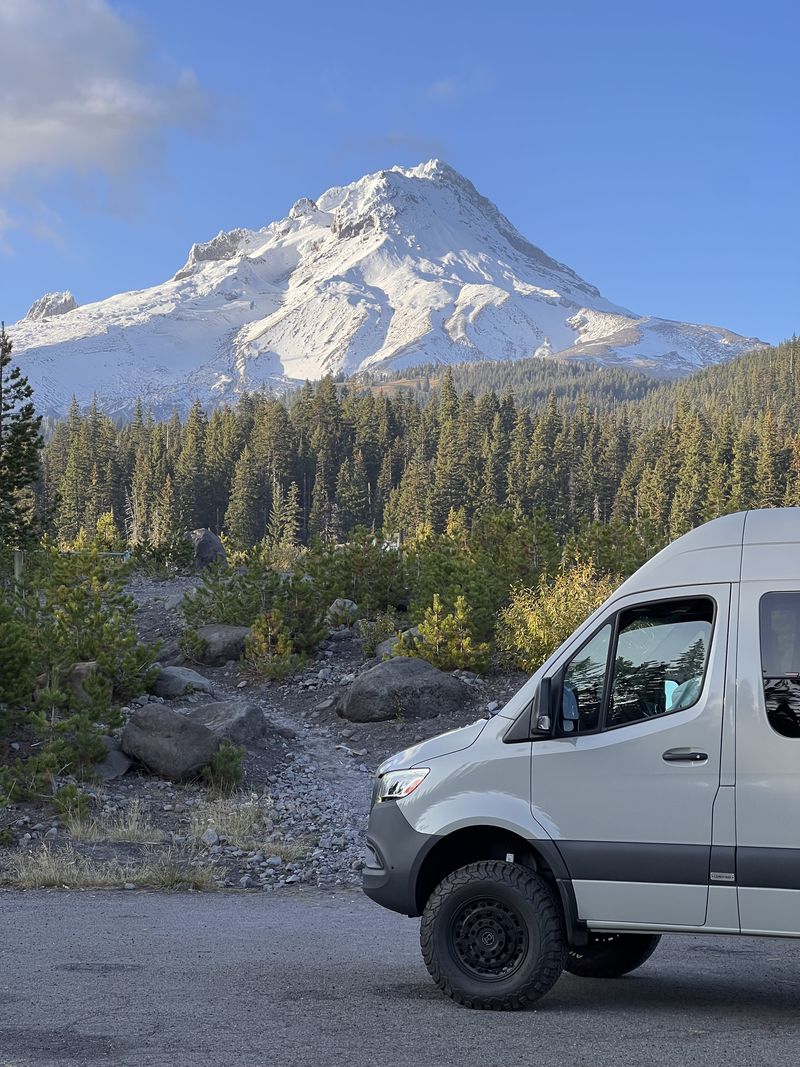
[
  {"xmin": 243, "ymin": 611, "xmax": 298, "ymax": 680},
  {"xmin": 359, "ymin": 612, "xmax": 396, "ymax": 657},
  {"xmin": 202, "ymin": 740, "xmax": 246, "ymax": 793},
  {"xmin": 398, "ymin": 593, "xmax": 491, "ymax": 673},
  {"xmin": 182, "ymin": 558, "xmax": 283, "ymax": 628},
  {"xmin": 179, "ymin": 627, "xmax": 210, "ymax": 664},
  {"xmin": 1, "ymin": 545, "xmax": 157, "ymax": 790},
  {"xmin": 183, "ymin": 557, "xmax": 326, "ymax": 656},
  {"xmin": 298, "ymin": 531, "xmax": 406, "ymax": 614},
  {"xmin": 496, "ymin": 557, "xmax": 617, "ymax": 672},
  {"xmin": 0, "ymin": 590, "xmax": 35, "ymax": 710},
  {"xmin": 52, "ymin": 783, "xmax": 90, "ymax": 820},
  {"xmin": 405, "ymin": 529, "xmax": 496, "ymax": 642}
]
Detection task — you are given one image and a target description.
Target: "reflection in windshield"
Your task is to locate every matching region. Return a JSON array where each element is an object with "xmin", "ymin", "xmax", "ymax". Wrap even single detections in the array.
[{"xmin": 609, "ymin": 610, "xmax": 712, "ymax": 728}]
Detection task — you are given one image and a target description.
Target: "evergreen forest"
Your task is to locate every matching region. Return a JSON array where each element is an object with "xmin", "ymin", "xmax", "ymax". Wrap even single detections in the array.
[{"xmin": 35, "ymin": 337, "xmax": 800, "ymax": 564}]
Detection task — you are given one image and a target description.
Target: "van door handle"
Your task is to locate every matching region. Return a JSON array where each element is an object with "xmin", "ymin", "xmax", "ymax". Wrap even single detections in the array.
[{"xmin": 662, "ymin": 748, "xmax": 708, "ymax": 763}]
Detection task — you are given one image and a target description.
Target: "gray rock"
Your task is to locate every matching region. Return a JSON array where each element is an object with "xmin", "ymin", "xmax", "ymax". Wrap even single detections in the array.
[
  {"xmin": 337, "ymin": 656, "xmax": 470, "ymax": 723},
  {"xmin": 186, "ymin": 528, "xmax": 226, "ymax": 569},
  {"xmin": 328, "ymin": 628, "xmax": 354, "ymax": 642},
  {"xmin": 195, "ymin": 625, "xmax": 251, "ymax": 665},
  {"xmin": 151, "ymin": 666, "xmax": 215, "ymax": 700},
  {"xmin": 121, "ymin": 705, "xmax": 220, "ymax": 781},
  {"xmin": 154, "ymin": 637, "xmax": 184, "ymax": 666},
  {"xmin": 66, "ymin": 661, "xmax": 99, "ymax": 706},
  {"xmin": 183, "ymin": 700, "xmax": 266, "ymax": 745},
  {"xmin": 201, "ymin": 828, "xmax": 219, "ymax": 847},
  {"xmin": 92, "ymin": 736, "xmax": 132, "ymax": 781},
  {"xmin": 326, "ymin": 598, "xmax": 359, "ymax": 626}
]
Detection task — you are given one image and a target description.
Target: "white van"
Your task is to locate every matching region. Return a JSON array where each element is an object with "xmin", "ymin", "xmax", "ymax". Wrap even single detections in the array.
[{"xmin": 363, "ymin": 509, "xmax": 800, "ymax": 1009}]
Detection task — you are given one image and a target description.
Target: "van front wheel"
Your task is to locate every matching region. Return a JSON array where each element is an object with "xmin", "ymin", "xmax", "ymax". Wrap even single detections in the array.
[
  {"xmin": 565, "ymin": 933, "xmax": 661, "ymax": 978},
  {"xmin": 420, "ymin": 860, "xmax": 566, "ymax": 1010}
]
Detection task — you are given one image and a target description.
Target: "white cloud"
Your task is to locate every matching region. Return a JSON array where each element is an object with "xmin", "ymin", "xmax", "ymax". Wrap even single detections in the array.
[{"xmin": 0, "ymin": 0, "xmax": 207, "ymax": 192}]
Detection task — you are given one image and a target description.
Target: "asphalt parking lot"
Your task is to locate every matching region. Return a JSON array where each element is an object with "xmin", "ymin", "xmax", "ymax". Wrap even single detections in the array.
[{"xmin": 2, "ymin": 889, "xmax": 800, "ymax": 1067}]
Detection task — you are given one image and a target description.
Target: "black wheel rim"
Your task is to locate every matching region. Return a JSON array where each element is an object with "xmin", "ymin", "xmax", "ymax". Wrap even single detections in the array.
[{"xmin": 449, "ymin": 896, "xmax": 529, "ymax": 981}]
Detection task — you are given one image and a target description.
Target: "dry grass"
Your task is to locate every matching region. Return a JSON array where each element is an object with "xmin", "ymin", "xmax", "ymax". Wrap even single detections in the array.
[
  {"xmin": 64, "ymin": 800, "xmax": 166, "ymax": 845},
  {"xmin": 189, "ymin": 795, "xmax": 310, "ymax": 862},
  {"xmin": 189, "ymin": 796, "xmax": 269, "ymax": 850},
  {"xmin": 0, "ymin": 845, "xmax": 219, "ymax": 891}
]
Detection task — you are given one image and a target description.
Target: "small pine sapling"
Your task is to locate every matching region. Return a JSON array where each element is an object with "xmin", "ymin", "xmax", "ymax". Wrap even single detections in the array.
[
  {"xmin": 243, "ymin": 610, "xmax": 298, "ymax": 680},
  {"xmin": 398, "ymin": 593, "xmax": 490, "ymax": 673}
]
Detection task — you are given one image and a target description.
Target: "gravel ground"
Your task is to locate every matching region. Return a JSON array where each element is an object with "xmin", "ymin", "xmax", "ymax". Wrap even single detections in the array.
[
  {"xmin": 3, "ymin": 889, "xmax": 800, "ymax": 1067},
  {"xmin": 1, "ymin": 575, "xmax": 524, "ymax": 892}
]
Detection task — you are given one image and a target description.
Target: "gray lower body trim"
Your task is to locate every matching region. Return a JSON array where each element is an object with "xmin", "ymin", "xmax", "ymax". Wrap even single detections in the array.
[
  {"xmin": 558, "ymin": 840, "xmax": 800, "ymax": 891},
  {"xmin": 738, "ymin": 847, "xmax": 800, "ymax": 890},
  {"xmin": 557, "ymin": 841, "xmax": 710, "ymax": 885}
]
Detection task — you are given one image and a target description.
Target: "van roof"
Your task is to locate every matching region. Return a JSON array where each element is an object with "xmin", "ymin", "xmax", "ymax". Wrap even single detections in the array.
[{"xmin": 615, "ymin": 508, "xmax": 800, "ymax": 595}]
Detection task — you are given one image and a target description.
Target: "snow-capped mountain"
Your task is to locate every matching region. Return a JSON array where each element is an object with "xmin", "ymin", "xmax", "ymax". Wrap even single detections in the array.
[{"xmin": 11, "ymin": 160, "xmax": 763, "ymax": 415}]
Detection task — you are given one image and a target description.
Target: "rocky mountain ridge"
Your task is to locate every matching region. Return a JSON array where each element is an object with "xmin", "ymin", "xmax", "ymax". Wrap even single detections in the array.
[{"xmin": 12, "ymin": 160, "xmax": 763, "ymax": 415}]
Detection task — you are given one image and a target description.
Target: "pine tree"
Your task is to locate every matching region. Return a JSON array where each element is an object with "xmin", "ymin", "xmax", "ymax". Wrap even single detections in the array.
[
  {"xmin": 0, "ymin": 324, "xmax": 43, "ymax": 546},
  {"xmin": 309, "ymin": 458, "xmax": 335, "ymax": 543},
  {"xmin": 334, "ymin": 452, "xmax": 371, "ymax": 538},
  {"xmin": 175, "ymin": 400, "xmax": 208, "ymax": 529},
  {"xmin": 150, "ymin": 474, "xmax": 182, "ymax": 552},
  {"xmin": 224, "ymin": 445, "xmax": 265, "ymax": 550}
]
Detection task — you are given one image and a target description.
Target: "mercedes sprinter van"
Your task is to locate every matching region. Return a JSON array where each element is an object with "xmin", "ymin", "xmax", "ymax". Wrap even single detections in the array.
[{"xmin": 363, "ymin": 509, "xmax": 800, "ymax": 1009}]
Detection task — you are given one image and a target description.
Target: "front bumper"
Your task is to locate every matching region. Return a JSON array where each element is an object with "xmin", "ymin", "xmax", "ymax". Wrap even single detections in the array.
[{"xmin": 362, "ymin": 799, "xmax": 439, "ymax": 916}]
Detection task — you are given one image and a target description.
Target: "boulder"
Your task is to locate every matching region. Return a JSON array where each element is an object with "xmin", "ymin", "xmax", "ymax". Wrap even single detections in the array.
[
  {"xmin": 92, "ymin": 736, "xmax": 131, "ymax": 781},
  {"xmin": 154, "ymin": 637, "xmax": 184, "ymax": 666},
  {"xmin": 150, "ymin": 666, "xmax": 215, "ymax": 700},
  {"xmin": 182, "ymin": 700, "xmax": 267, "ymax": 745},
  {"xmin": 327, "ymin": 598, "xmax": 359, "ymax": 627},
  {"xmin": 337, "ymin": 656, "xmax": 470, "ymax": 723},
  {"xmin": 67, "ymin": 661, "xmax": 99, "ymax": 705},
  {"xmin": 121, "ymin": 706, "xmax": 220, "ymax": 781},
  {"xmin": 186, "ymin": 528, "xmax": 227, "ymax": 569},
  {"xmin": 195, "ymin": 624, "xmax": 251, "ymax": 665}
]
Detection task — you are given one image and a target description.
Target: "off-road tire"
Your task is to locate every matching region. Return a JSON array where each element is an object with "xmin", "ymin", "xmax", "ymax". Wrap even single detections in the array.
[
  {"xmin": 420, "ymin": 860, "xmax": 566, "ymax": 1010},
  {"xmin": 565, "ymin": 933, "xmax": 661, "ymax": 978}
]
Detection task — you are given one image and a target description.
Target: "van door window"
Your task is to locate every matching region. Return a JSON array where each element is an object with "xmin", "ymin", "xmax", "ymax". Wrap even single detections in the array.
[
  {"xmin": 606, "ymin": 599, "xmax": 714, "ymax": 729},
  {"xmin": 561, "ymin": 624, "xmax": 612, "ymax": 733},
  {"xmin": 759, "ymin": 592, "xmax": 800, "ymax": 738}
]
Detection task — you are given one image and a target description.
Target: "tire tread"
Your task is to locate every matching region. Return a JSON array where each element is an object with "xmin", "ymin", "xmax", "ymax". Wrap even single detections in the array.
[{"xmin": 420, "ymin": 860, "xmax": 565, "ymax": 1010}]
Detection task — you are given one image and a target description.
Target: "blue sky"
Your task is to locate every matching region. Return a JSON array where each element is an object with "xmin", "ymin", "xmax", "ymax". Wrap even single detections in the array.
[{"xmin": 1, "ymin": 0, "xmax": 797, "ymax": 342}]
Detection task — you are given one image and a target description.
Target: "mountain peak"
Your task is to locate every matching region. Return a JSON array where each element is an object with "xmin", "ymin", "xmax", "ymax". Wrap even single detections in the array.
[
  {"xmin": 12, "ymin": 162, "xmax": 764, "ymax": 416},
  {"xmin": 25, "ymin": 291, "xmax": 78, "ymax": 321}
]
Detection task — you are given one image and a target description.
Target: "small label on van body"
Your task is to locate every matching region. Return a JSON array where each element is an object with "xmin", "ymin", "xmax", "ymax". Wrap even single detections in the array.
[{"xmin": 710, "ymin": 872, "xmax": 736, "ymax": 883}]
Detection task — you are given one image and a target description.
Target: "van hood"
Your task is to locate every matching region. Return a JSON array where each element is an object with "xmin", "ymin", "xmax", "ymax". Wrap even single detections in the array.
[{"xmin": 377, "ymin": 718, "xmax": 489, "ymax": 775}]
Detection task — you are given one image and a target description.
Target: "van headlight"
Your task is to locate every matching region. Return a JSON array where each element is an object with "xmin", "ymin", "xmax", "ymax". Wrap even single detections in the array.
[{"xmin": 375, "ymin": 768, "xmax": 430, "ymax": 803}]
